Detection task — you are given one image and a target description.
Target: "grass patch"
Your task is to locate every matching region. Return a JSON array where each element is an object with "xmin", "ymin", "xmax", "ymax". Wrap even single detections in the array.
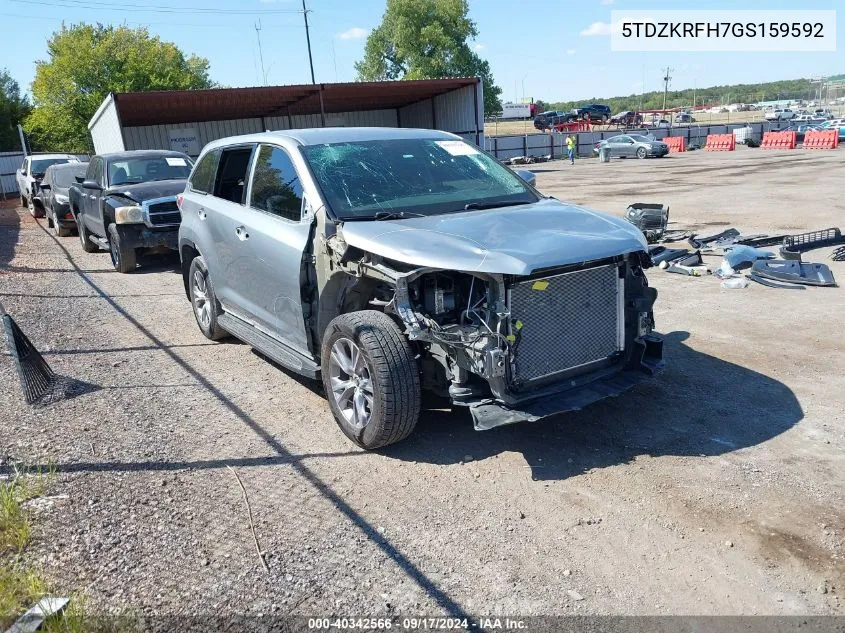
[{"xmin": 0, "ymin": 464, "xmax": 133, "ymax": 632}]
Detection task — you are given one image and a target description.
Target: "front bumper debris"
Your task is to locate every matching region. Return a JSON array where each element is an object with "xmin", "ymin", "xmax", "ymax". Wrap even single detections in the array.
[
  {"xmin": 470, "ymin": 334, "xmax": 665, "ymax": 431},
  {"xmin": 116, "ymin": 225, "xmax": 179, "ymax": 251}
]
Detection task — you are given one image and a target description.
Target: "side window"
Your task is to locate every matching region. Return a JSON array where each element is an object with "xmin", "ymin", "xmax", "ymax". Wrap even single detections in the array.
[
  {"xmin": 189, "ymin": 149, "xmax": 221, "ymax": 194},
  {"xmin": 249, "ymin": 145, "xmax": 304, "ymax": 222},
  {"xmin": 213, "ymin": 146, "xmax": 255, "ymax": 204},
  {"xmin": 86, "ymin": 158, "xmax": 100, "ymax": 184}
]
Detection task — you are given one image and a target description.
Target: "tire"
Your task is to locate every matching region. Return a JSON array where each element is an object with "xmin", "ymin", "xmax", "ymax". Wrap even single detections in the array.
[
  {"xmin": 188, "ymin": 256, "xmax": 227, "ymax": 341},
  {"xmin": 55, "ymin": 209, "xmax": 72, "ymax": 237},
  {"xmin": 20, "ymin": 194, "xmax": 26, "ymax": 208},
  {"xmin": 47, "ymin": 207, "xmax": 54, "ymax": 228},
  {"xmin": 636, "ymin": 147, "xmax": 647, "ymax": 159},
  {"xmin": 27, "ymin": 195, "xmax": 44, "ymax": 218},
  {"xmin": 76, "ymin": 212, "xmax": 99, "ymax": 253},
  {"xmin": 321, "ymin": 310, "xmax": 420, "ymax": 450},
  {"xmin": 107, "ymin": 223, "xmax": 137, "ymax": 273}
]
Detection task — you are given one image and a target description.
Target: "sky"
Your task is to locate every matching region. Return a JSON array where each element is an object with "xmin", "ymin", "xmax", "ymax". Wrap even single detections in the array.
[{"xmin": 0, "ymin": 0, "xmax": 841, "ymax": 104}]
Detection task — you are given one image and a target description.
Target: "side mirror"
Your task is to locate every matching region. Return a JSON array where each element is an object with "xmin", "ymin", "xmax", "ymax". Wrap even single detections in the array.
[
  {"xmin": 515, "ymin": 169, "xmax": 536, "ymax": 187},
  {"xmin": 82, "ymin": 180, "xmax": 102, "ymax": 191}
]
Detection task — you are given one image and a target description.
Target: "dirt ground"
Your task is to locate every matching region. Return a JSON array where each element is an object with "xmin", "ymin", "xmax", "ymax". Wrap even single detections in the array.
[{"xmin": 1, "ymin": 147, "xmax": 843, "ymax": 621}]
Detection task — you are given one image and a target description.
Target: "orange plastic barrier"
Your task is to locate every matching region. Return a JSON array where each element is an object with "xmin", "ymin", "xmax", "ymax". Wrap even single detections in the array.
[
  {"xmin": 803, "ymin": 129, "xmax": 840, "ymax": 150},
  {"xmin": 664, "ymin": 136, "xmax": 686, "ymax": 153},
  {"xmin": 705, "ymin": 134, "xmax": 735, "ymax": 151},
  {"xmin": 761, "ymin": 131, "xmax": 797, "ymax": 149}
]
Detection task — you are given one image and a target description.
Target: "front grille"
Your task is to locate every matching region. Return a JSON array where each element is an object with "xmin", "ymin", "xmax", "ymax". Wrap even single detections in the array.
[
  {"xmin": 508, "ymin": 264, "xmax": 624, "ymax": 387},
  {"xmin": 147, "ymin": 200, "xmax": 181, "ymax": 226}
]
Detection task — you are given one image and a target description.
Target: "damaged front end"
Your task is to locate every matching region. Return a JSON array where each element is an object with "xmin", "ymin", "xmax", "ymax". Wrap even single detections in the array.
[{"xmin": 355, "ymin": 248, "xmax": 665, "ymax": 431}]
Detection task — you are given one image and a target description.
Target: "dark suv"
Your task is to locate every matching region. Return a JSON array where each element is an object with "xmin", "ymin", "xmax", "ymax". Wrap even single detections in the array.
[
  {"xmin": 533, "ymin": 111, "xmax": 572, "ymax": 130},
  {"xmin": 575, "ymin": 104, "xmax": 611, "ymax": 122}
]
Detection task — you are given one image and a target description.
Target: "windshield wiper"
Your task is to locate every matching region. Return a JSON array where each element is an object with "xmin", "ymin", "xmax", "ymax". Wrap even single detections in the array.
[
  {"xmin": 372, "ymin": 210, "xmax": 426, "ymax": 221},
  {"xmin": 463, "ymin": 200, "xmax": 529, "ymax": 211}
]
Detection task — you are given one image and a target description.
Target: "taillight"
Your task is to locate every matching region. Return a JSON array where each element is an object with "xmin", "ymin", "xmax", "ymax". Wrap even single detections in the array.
[{"xmin": 176, "ymin": 193, "xmax": 183, "ymax": 210}]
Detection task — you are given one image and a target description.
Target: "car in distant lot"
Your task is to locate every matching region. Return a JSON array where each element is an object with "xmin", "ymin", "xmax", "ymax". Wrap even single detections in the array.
[
  {"xmin": 593, "ymin": 134, "xmax": 669, "ymax": 159},
  {"xmin": 609, "ymin": 111, "xmax": 644, "ymax": 127},
  {"xmin": 178, "ymin": 127, "xmax": 663, "ymax": 449},
  {"xmin": 533, "ymin": 110, "xmax": 571, "ymax": 130},
  {"xmin": 38, "ymin": 162, "xmax": 89, "ymax": 237},
  {"xmin": 15, "ymin": 153, "xmax": 80, "ymax": 217},
  {"xmin": 781, "ymin": 124, "xmax": 822, "ymax": 143},
  {"xmin": 575, "ymin": 104, "xmax": 611, "ymax": 123},
  {"xmin": 674, "ymin": 112, "xmax": 695, "ymax": 123},
  {"xmin": 818, "ymin": 119, "xmax": 845, "ymax": 140},
  {"xmin": 792, "ymin": 114, "xmax": 826, "ymax": 124},
  {"xmin": 69, "ymin": 150, "xmax": 193, "ymax": 273},
  {"xmin": 765, "ymin": 109, "xmax": 796, "ymax": 121}
]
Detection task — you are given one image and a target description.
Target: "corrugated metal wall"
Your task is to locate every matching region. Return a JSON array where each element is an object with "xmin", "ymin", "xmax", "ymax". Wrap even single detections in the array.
[
  {"xmin": 123, "ymin": 118, "xmax": 265, "ymax": 155},
  {"xmin": 88, "ymin": 95, "xmax": 125, "ymax": 153},
  {"xmin": 398, "ymin": 82, "xmax": 483, "ymax": 146},
  {"xmin": 0, "ymin": 152, "xmax": 25, "ymax": 198},
  {"xmin": 399, "ymin": 100, "xmax": 434, "ymax": 129}
]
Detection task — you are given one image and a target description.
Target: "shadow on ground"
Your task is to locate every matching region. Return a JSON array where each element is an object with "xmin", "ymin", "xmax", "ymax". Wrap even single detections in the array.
[{"xmin": 382, "ymin": 331, "xmax": 804, "ymax": 480}]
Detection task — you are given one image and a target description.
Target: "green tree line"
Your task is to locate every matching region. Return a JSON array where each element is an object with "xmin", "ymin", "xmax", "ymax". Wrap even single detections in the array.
[{"xmin": 541, "ymin": 77, "xmax": 836, "ymax": 114}]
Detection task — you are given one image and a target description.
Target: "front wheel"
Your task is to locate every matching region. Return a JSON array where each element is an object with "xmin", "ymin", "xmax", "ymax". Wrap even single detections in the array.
[
  {"xmin": 636, "ymin": 147, "xmax": 647, "ymax": 159},
  {"xmin": 107, "ymin": 223, "xmax": 137, "ymax": 273},
  {"xmin": 27, "ymin": 196, "xmax": 44, "ymax": 218},
  {"xmin": 76, "ymin": 212, "xmax": 99, "ymax": 252},
  {"xmin": 322, "ymin": 311, "xmax": 420, "ymax": 450}
]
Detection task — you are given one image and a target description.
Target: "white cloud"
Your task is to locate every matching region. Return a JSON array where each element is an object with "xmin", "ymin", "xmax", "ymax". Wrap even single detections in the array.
[
  {"xmin": 566, "ymin": 48, "xmax": 576, "ymax": 55},
  {"xmin": 580, "ymin": 18, "xmax": 650, "ymax": 36},
  {"xmin": 338, "ymin": 27, "xmax": 368, "ymax": 40},
  {"xmin": 473, "ymin": 43, "xmax": 485, "ymax": 52}
]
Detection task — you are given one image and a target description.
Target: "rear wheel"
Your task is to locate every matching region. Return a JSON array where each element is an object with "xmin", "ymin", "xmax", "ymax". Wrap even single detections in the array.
[
  {"xmin": 188, "ymin": 256, "xmax": 227, "ymax": 341},
  {"xmin": 107, "ymin": 224, "xmax": 137, "ymax": 273},
  {"xmin": 322, "ymin": 310, "xmax": 420, "ymax": 450},
  {"xmin": 54, "ymin": 209, "xmax": 72, "ymax": 237},
  {"xmin": 76, "ymin": 212, "xmax": 99, "ymax": 252}
]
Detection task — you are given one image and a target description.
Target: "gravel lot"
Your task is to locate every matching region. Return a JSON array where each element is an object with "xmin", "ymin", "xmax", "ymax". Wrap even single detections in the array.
[{"xmin": 1, "ymin": 147, "xmax": 843, "ymax": 620}]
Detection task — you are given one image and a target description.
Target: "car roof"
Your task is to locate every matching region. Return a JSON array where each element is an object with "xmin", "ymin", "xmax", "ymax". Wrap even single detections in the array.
[
  {"xmin": 46, "ymin": 161, "xmax": 88, "ymax": 172},
  {"xmin": 29, "ymin": 154, "xmax": 78, "ymax": 160},
  {"xmin": 99, "ymin": 150, "xmax": 189, "ymax": 161},
  {"xmin": 203, "ymin": 127, "xmax": 462, "ymax": 152}
]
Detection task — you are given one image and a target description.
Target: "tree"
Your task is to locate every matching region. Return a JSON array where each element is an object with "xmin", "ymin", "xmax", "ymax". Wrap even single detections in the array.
[
  {"xmin": 25, "ymin": 24, "xmax": 213, "ymax": 152},
  {"xmin": 0, "ymin": 70, "xmax": 30, "ymax": 151},
  {"xmin": 355, "ymin": 0, "xmax": 502, "ymax": 117}
]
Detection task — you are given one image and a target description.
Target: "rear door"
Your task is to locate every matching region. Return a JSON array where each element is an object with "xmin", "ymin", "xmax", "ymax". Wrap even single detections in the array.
[{"xmin": 232, "ymin": 143, "xmax": 312, "ymax": 354}]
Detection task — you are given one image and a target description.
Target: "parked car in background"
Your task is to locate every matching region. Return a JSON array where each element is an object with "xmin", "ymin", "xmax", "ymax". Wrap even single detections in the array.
[
  {"xmin": 818, "ymin": 119, "xmax": 845, "ymax": 140},
  {"xmin": 575, "ymin": 104, "xmax": 611, "ymax": 122},
  {"xmin": 814, "ymin": 108, "xmax": 833, "ymax": 119},
  {"xmin": 765, "ymin": 109, "xmax": 795, "ymax": 121},
  {"xmin": 674, "ymin": 112, "xmax": 695, "ymax": 123},
  {"xmin": 178, "ymin": 128, "xmax": 663, "ymax": 449},
  {"xmin": 594, "ymin": 134, "xmax": 670, "ymax": 159},
  {"xmin": 15, "ymin": 154, "xmax": 80, "ymax": 217},
  {"xmin": 69, "ymin": 150, "xmax": 192, "ymax": 273},
  {"xmin": 645, "ymin": 119, "xmax": 671, "ymax": 129},
  {"xmin": 38, "ymin": 162, "xmax": 89, "ymax": 237},
  {"xmin": 533, "ymin": 111, "xmax": 568, "ymax": 131},
  {"xmin": 610, "ymin": 111, "xmax": 644, "ymax": 127},
  {"xmin": 781, "ymin": 124, "xmax": 821, "ymax": 143}
]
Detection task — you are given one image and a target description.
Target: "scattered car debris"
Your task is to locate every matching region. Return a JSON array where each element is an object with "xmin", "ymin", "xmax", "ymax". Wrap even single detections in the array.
[
  {"xmin": 830, "ymin": 245, "xmax": 845, "ymax": 262},
  {"xmin": 505, "ymin": 155, "xmax": 550, "ymax": 165},
  {"xmin": 721, "ymin": 277, "xmax": 750, "ymax": 289},
  {"xmin": 648, "ymin": 245, "xmax": 689, "ymax": 265},
  {"xmin": 626, "ymin": 203, "xmax": 669, "ymax": 243},
  {"xmin": 1, "ymin": 303, "xmax": 56, "ymax": 404},
  {"xmin": 751, "ymin": 260, "xmax": 838, "ymax": 287},
  {"xmin": 747, "ymin": 273, "xmax": 806, "ymax": 290},
  {"xmin": 779, "ymin": 228, "xmax": 845, "ymax": 260},
  {"xmin": 5, "ymin": 596, "xmax": 69, "ymax": 633},
  {"xmin": 665, "ymin": 252, "xmax": 710, "ymax": 276},
  {"xmin": 688, "ymin": 228, "xmax": 741, "ymax": 250},
  {"xmin": 657, "ymin": 229, "xmax": 692, "ymax": 243}
]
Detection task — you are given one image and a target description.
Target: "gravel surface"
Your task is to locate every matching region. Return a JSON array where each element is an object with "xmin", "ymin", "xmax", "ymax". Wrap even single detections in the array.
[{"xmin": 1, "ymin": 148, "xmax": 843, "ymax": 619}]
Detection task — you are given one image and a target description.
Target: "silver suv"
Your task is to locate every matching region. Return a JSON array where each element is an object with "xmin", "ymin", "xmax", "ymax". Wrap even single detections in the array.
[{"xmin": 178, "ymin": 128, "xmax": 664, "ymax": 449}]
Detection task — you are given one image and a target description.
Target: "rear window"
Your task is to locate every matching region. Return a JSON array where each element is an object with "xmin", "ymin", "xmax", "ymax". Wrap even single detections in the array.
[
  {"xmin": 189, "ymin": 149, "xmax": 221, "ymax": 194},
  {"xmin": 32, "ymin": 158, "xmax": 72, "ymax": 175}
]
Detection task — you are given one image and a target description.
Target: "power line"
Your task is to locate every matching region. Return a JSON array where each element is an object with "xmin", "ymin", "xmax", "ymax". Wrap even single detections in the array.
[
  {"xmin": 11, "ymin": 0, "xmax": 303, "ymax": 14},
  {"xmin": 0, "ymin": 11, "xmax": 302, "ymax": 28}
]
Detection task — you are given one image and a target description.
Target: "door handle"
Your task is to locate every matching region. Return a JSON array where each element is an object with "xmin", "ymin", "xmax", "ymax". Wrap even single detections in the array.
[
  {"xmin": 235, "ymin": 225, "xmax": 249, "ymax": 241},
  {"xmin": 198, "ymin": 208, "xmax": 206, "ymax": 220}
]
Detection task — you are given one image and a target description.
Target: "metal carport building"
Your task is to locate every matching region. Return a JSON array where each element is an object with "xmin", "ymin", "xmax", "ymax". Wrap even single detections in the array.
[{"xmin": 88, "ymin": 78, "xmax": 484, "ymax": 157}]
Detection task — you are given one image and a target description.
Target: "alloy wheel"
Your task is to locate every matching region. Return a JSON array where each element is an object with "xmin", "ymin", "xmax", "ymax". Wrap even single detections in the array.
[
  {"xmin": 192, "ymin": 269, "xmax": 212, "ymax": 329},
  {"xmin": 328, "ymin": 337, "xmax": 374, "ymax": 429}
]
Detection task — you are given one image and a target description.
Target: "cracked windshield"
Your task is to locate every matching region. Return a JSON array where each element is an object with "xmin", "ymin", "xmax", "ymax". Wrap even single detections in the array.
[{"xmin": 302, "ymin": 138, "xmax": 537, "ymax": 219}]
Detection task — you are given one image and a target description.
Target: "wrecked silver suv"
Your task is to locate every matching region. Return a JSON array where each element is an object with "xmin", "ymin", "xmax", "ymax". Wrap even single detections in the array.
[{"xmin": 178, "ymin": 128, "xmax": 663, "ymax": 449}]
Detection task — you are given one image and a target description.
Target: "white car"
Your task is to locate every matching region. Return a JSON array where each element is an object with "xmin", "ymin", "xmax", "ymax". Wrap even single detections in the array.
[
  {"xmin": 765, "ymin": 109, "xmax": 795, "ymax": 121},
  {"xmin": 15, "ymin": 154, "xmax": 80, "ymax": 217}
]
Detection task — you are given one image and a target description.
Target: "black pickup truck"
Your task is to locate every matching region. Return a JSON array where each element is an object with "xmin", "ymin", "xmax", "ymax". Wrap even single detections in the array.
[{"xmin": 69, "ymin": 150, "xmax": 192, "ymax": 273}]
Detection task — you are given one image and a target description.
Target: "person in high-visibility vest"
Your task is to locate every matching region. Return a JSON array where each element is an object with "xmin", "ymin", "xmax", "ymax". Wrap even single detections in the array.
[{"xmin": 566, "ymin": 135, "xmax": 576, "ymax": 165}]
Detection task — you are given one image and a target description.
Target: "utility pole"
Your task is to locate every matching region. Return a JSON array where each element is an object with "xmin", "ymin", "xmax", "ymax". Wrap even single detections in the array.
[
  {"xmin": 254, "ymin": 20, "xmax": 267, "ymax": 85},
  {"xmin": 662, "ymin": 66, "xmax": 673, "ymax": 113},
  {"xmin": 302, "ymin": 0, "xmax": 316, "ymax": 84}
]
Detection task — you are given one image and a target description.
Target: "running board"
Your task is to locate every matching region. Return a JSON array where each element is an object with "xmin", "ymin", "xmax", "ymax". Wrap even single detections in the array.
[{"xmin": 217, "ymin": 313, "xmax": 320, "ymax": 379}]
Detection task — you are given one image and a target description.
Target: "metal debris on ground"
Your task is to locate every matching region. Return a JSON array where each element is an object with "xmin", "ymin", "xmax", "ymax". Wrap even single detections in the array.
[
  {"xmin": 831, "ymin": 245, "xmax": 845, "ymax": 262},
  {"xmin": 4, "ymin": 596, "xmax": 69, "ymax": 633},
  {"xmin": 751, "ymin": 260, "xmax": 838, "ymax": 287},
  {"xmin": 747, "ymin": 273, "xmax": 806, "ymax": 290},
  {"xmin": 648, "ymin": 245, "xmax": 690, "ymax": 265},
  {"xmin": 625, "ymin": 203, "xmax": 669, "ymax": 243},
  {"xmin": 1, "ymin": 303, "xmax": 56, "ymax": 405},
  {"xmin": 779, "ymin": 228, "xmax": 845, "ymax": 260}
]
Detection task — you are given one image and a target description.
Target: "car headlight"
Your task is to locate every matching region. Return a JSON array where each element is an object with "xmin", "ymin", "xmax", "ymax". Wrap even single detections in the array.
[
  {"xmin": 114, "ymin": 205, "xmax": 144, "ymax": 224},
  {"xmin": 54, "ymin": 194, "xmax": 69, "ymax": 204}
]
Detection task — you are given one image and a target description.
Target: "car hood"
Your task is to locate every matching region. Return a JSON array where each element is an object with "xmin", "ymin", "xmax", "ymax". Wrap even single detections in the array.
[
  {"xmin": 106, "ymin": 179, "xmax": 186, "ymax": 203},
  {"xmin": 339, "ymin": 198, "xmax": 648, "ymax": 276}
]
